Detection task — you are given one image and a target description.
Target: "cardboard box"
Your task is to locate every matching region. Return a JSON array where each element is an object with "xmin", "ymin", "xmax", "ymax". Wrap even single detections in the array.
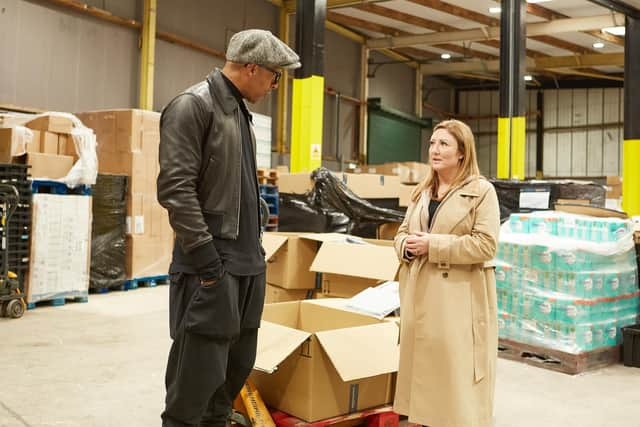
[
  {"xmin": 75, "ymin": 109, "xmax": 170, "ymax": 279},
  {"xmin": 606, "ymin": 176, "xmax": 622, "ymax": 198},
  {"xmin": 26, "ymin": 194, "xmax": 92, "ymax": 303},
  {"xmin": 399, "ymin": 184, "xmax": 416, "ymax": 207},
  {"xmin": 311, "ymin": 241, "xmax": 400, "ymax": 298},
  {"xmin": 41, "ymin": 132, "xmax": 59, "ymax": 154},
  {"xmin": 252, "ymin": 299, "xmax": 399, "ymax": 422},
  {"xmin": 26, "ymin": 115, "xmax": 73, "ymax": 134},
  {"xmin": 555, "ymin": 204, "xmax": 628, "ymax": 219},
  {"xmin": 263, "ymin": 232, "xmax": 320, "ymax": 290},
  {"xmin": 278, "ymin": 173, "xmax": 314, "ymax": 194},
  {"xmin": 265, "ymin": 283, "xmax": 314, "ymax": 303},
  {"xmin": 377, "ymin": 222, "xmax": 400, "ymax": 240},
  {"xmin": 0, "ymin": 127, "xmax": 37, "ymax": 161},
  {"xmin": 27, "ymin": 130, "xmax": 41, "ymax": 153},
  {"xmin": 26, "ymin": 153, "xmax": 74, "ymax": 179},
  {"xmin": 340, "ymin": 173, "xmax": 401, "ymax": 199}
]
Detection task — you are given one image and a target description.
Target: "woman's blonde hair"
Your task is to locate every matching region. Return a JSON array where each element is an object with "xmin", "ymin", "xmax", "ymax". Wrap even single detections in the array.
[{"xmin": 412, "ymin": 119, "xmax": 481, "ymax": 202}]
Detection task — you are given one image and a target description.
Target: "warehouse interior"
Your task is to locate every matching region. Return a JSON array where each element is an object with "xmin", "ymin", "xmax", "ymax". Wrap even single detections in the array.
[{"xmin": 1, "ymin": 0, "xmax": 640, "ymax": 426}]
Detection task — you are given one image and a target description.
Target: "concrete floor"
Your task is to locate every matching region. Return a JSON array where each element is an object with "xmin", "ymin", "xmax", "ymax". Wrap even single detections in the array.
[{"xmin": 1, "ymin": 287, "xmax": 639, "ymax": 427}]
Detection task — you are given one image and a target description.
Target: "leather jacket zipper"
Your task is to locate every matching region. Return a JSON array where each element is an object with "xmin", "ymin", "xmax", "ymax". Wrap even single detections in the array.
[{"xmin": 235, "ymin": 111, "xmax": 242, "ymax": 237}]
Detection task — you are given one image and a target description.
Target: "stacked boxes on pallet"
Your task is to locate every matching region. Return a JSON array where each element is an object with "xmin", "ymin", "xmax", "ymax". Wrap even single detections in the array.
[
  {"xmin": 26, "ymin": 183, "xmax": 92, "ymax": 306},
  {"xmin": 90, "ymin": 174, "xmax": 128, "ymax": 291},
  {"xmin": 0, "ymin": 115, "xmax": 78, "ymax": 179},
  {"xmin": 496, "ymin": 211, "xmax": 640, "ymax": 354},
  {"xmin": 76, "ymin": 110, "xmax": 172, "ymax": 280},
  {"xmin": 0, "ymin": 164, "xmax": 32, "ymax": 292}
]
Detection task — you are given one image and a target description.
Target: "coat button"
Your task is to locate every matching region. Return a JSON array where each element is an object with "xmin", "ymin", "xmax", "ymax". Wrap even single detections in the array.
[{"xmin": 442, "ymin": 272, "xmax": 448, "ymax": 278}]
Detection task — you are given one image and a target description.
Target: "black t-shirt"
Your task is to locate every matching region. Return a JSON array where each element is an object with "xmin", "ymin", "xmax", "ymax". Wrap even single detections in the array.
[
  {"xmin": 428, "ymin": 198, "xmax": 441, "ymax": 230},
  {"xmin": 169, "ymin": 74, "xmax": 266, "ymax": 277}
]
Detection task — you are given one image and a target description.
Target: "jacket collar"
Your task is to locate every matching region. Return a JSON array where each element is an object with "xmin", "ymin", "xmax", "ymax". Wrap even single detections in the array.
[{"xmin": 207, "ymin": 69, "xmax": 239, "ymax": 115}]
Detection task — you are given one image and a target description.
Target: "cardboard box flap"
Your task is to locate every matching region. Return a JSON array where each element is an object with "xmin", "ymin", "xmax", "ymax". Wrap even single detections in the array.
[
  {"xmin": 310, "ymin": 242, "xmax": 399, "ymax": 281},
  {"xmin": 554, "ymin": 204, "xmax": 628, "ymax": 219},
  {"xmin": 255, "ymin": 320, "xmax": 311, "ymax": 374},
  {"xmin": 315, "ymin": 322, "xmax": 399, "ymax": 382},
  {"xmin": 262, "ymin": 233, "xmax": 289, "ymax": 260},
  {"xmin": 299, "ymin": 233, "xmax": 367, "ymax": 244}
]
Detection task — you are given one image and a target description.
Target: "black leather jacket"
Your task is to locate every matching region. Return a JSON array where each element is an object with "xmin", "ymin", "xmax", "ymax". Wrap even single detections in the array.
[{"xmin": 157, "ymin": 69, "xmax": 253, "ymax": 274}]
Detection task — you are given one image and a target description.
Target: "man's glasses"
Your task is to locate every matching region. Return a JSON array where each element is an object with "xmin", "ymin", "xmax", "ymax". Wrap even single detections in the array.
[{"xmin": 260, "ymin": 65, "xmax": 282, "ymax": 85}]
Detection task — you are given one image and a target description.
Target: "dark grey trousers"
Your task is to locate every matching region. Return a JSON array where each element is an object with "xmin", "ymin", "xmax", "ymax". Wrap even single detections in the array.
[{"xmin": 161, "ymin": 272, "xmax": 265, "ymax": 427}]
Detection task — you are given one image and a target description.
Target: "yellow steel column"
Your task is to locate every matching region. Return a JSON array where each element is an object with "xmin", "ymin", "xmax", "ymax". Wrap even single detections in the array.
[
  {"xmin": 497, "ymin": 118, "xmax": 510, "ymax": 179},
  {"xmin": 289, "ymin": 0, "xmax": 325, "ymax": 173},
  {"xmin": 511, "ymin": 116, "xmax": 526, "ymax": 180},
  {"xmin": 359, "ymin": 45, "xmax": 369, "ymax": 165},
  {"xmin": 290, "ymin": 76, "xmax": 325, "ymax": 172},
  {"xmin": 497, "ymin": 116, "xmax": 526, "ymax": 179},
  {"xmin": 622, "ymin": 139, "xmax": 640, "ymax": 215},
  {"xmin": 623, "ymin": 16, "xmax": 640, "ymax": 216},
  {"xmin": 138, "ymin": 0, "xmax": 156, "ymax": 110},
  {"xmin": 276, "ymin": 7, "xmax": 289, "ymax": 154}
]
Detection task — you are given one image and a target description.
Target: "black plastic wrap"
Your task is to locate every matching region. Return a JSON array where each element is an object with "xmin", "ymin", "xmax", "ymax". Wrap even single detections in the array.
[
  {"xmin": 90, "ymin": 174, "xmax": 127, "ymax": 289},
  {"xmin": 278, "ymin": 168, "xmax": 405, "ymax": 237},
  {"xmin": 490, "ymin": 179, "xmax": 606, "ymax": 222}
]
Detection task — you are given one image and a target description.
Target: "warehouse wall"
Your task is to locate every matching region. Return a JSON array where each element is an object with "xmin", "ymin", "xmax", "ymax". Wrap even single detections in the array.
[
  {"xmin": 458, "ymin": 88, "xmax": 623, "ymax": 179},
  {"xmin": 368, "ymin": 51, "xmax": 416, "ymax": 116},
  {"xmin": 0, "ymin": 0, "xmax": 279, "ymax": 115},
  {"xmin": 0, "ymin": 0, "xmax": 140, "ymax": 111},
  {"xmin": 154, "ymin": 0, "xmax": 279, "ymax": 116},
  {"xmin": 2, "ymin": 0, "xmax": 440, "ymax": 171}
]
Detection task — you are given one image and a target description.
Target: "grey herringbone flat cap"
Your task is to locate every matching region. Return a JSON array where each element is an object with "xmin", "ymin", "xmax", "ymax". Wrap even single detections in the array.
[{"xmin": 226, "ymin": 29, "xmax": 301, "ymax": 69}]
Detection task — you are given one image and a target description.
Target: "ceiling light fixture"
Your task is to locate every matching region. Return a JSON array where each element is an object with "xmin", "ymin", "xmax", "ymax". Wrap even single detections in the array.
[
  {"xmin": 524, "ymin": 75, "xmax": 533, "ymax": 81},
  {"xmin": 602, "ymin": 26, "xmax": 625, "ymax": 36},
  {"xmin": 441, "ymin": 53, "xmax": 451, "ymax": 60},
  {"xmin": 593, "ymin": 42, "xmax": 605, "ymax": 49},
  {"xmin": 489, "ymin": 6, "xmax": 501, "ymax": 14}
]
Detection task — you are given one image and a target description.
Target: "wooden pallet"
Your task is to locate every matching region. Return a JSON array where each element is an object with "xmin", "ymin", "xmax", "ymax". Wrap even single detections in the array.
[
  {"xmin": 258, "ymin": 168, "xmax": 279, "ymax": 185},
  {"xmin": 498, "ymin": 338, "xmax": 621, "ymax": 375}
]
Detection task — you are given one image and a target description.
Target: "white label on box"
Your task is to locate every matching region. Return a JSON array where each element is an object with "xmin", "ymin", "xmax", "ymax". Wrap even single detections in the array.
[
  {"xmin": 135, "ymin": 215, "xmax": 145, "ymax": 235},
  {"xmin": 519, "ymin": 190, "xmax": 550, "ymax": 209},
  {"xmin": 126, "ymin": 216, "xmax": 132, "ymax": 235}
]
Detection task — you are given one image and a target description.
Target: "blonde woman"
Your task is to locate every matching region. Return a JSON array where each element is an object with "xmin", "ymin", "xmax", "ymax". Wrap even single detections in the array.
[{"xmin": 394, "ymin": 120, "xmax": 501, "ymax": 427}]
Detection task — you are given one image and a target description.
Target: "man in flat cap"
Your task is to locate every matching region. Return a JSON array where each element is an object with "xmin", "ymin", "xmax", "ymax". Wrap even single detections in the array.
[{"xmin": 157, "ymin": 29, "xmax": 300, "ymax": 427}]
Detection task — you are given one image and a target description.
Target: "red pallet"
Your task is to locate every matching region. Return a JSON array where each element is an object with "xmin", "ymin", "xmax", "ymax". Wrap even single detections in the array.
[{"xmin": 271, "ymin": 405, "xmax": 398, "ymax": 427}]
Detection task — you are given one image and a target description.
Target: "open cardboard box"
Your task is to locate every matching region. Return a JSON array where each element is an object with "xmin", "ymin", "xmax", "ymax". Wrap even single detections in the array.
[
  {"xmin": 263, "ymin": 232, "xmax": 322, "ymax": 290},
  {"xmin": 310, "ymin": 241, "xmax": 400, "ymax": 298},
  {"xmin": 262, "ymin": 232, "xmax": 389, "ymax": 291},
  {"xmin": 252, "ymin": 299, "xmax": 399, "ymax": 422}
]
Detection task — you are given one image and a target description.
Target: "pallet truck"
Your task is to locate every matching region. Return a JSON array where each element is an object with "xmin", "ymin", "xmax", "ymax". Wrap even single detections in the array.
[{"xmin": 0, "ymin": 184, "xmax": 25, "ymax": 319}]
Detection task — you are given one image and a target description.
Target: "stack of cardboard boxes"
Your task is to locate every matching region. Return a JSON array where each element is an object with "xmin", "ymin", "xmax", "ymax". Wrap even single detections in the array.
[
  {"xmin": 0, "ymin": 115, "xmax": 77, "ymax": 179},
  {"xmin": 346, "ymin": 161, "xmax": 429, "ymax": 185},
  {"xmin": 75, "ymin": 109, "xmax": 173, "ymax": 279}
]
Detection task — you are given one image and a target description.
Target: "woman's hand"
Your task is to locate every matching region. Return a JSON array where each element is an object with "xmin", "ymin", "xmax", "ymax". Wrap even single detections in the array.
[{"xmin": 405, "ymin": 231, "xmax": 430, "ymax": 257}]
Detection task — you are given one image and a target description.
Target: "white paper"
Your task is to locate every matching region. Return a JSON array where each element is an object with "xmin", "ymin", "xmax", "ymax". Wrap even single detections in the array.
[
  {"xmin": 519, "ymin": 190, "xmax": 550, "ymax": 209},
  {"xmin": 126, "ymin": 216, "xmax": 132, "ymax": 235},
  {"xmin": 346, "ymin": 281, "xmax": 400, "ymax": 319}
]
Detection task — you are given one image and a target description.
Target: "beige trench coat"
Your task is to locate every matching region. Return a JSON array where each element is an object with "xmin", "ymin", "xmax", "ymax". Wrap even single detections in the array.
[{"xmin": 393, "ymin": 176, "xmax": 500, "ymax": 427}]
